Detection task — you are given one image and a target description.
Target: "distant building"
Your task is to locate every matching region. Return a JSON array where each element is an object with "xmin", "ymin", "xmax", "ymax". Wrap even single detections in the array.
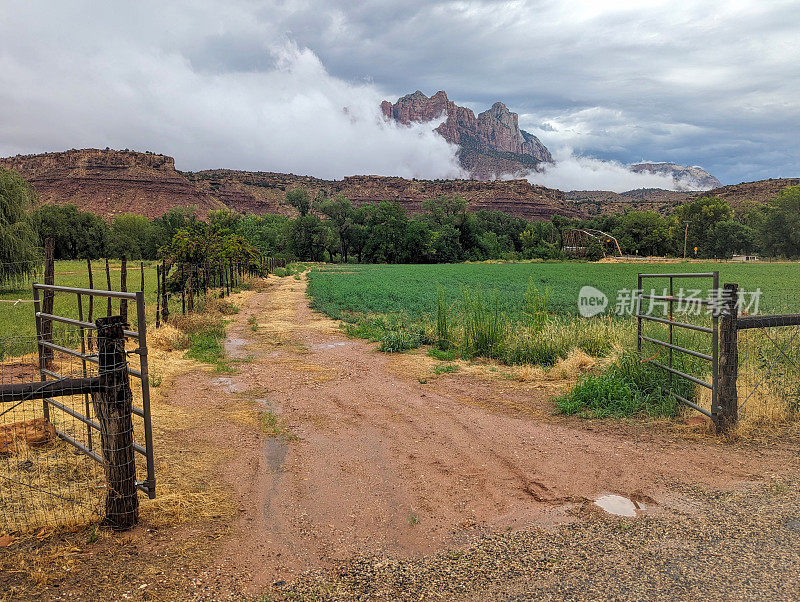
[{"xmin": 731, "ymin": 254, "xmax": 759, "ymax": 262}]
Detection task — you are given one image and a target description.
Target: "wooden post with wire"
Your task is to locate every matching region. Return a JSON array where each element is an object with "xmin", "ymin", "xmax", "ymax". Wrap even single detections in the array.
[
  {"xmin": 105, "ymin": 259, "xmax": 112, "ymax": 316},
  {"xmin": 94, "ymin": 316, "xmax": 139, "ymax": 530},
  {"xmin": 87, "ymin": 259, "xmax": 95, "ymax": 350},
  {"xmin": 120, "ymin": 256, "xmax": 128, "ymax": 324},
  {"xmin": 41, "ymin": 238, "xmax": 55, "ymax": 370},
  {"xmin": 717, "ymin": 283, "xmax": 739, "ymax": 434}
]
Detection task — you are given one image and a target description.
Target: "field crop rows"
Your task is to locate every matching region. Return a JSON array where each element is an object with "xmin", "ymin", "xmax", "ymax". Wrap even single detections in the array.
[{"xmin": 307, "ymin": 261, "xmax": 800, "ymax": 320}]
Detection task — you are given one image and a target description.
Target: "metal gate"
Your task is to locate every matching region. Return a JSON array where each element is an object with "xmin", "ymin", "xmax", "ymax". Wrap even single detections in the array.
[
  {"xmin": 32, "ymin": 283, "xmax": 155, "ymax": 498},
  {"xmin": 636, "ymin": 272, "xmax": 720, "ymax": 421}
]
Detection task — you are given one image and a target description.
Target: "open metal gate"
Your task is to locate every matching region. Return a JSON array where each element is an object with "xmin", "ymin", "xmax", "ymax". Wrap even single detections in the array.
[
  {"xmin": 32, "ymin": 283, "xmax": 155, "ymax": 498},
  {"xmin": 636, "ymin": 272, "xmax": 720, "ymax": 421}
]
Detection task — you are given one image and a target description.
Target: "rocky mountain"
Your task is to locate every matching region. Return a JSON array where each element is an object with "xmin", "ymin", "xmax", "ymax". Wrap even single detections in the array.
[
  {"xmin": 566, "ymin": 188, "xmax": 693, "ymax": 216},
  {"xmin": 1, "ymin": 149, "xmax": 576, "ymax": 220},
  {"xmin": 630, "ymin": 162, "xmax": 721, "ymax": 190},
  {"xmin": 3, "ymin": 149, "xmax": 794, "ymax": 223},
  {"xmin": 0, "ymin": 149, "xmax": 223, "ymax": 218},
  {"xmin": 703, "ymin": 178, "xmax": 800, "ymax": 206},
  {"xmin": 381, "ymin": 91, "xmax": 552, "ymax": 179}
]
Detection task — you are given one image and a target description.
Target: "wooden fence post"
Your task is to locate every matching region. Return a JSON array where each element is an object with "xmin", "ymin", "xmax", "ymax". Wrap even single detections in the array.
[
  {"xmin": 161, "ymin": 261, "xmax": 169, "ymax": 323},
  {"xmin": 120, "ymin": 256, "xmax": 128, "ymax": 324},
  {"xmin": 41, "ymin": 238, "xmax": 55, "ymax": 369},
  {"xmin": 94, "ymin": 316, "xmax": 139, "ymax": 531},
  {"xmin": 155, "ymin": 264, "xmax": 161, "ymax": 328},
  {"xmin": 87, "ymin": 259, "xmax": 95, "ymax": 351},
  {"xmin": 105, "ymin": 259, "xmax": 112, "ymax": 316},
  {"xmin": 717, "ymin": 283, "xmax": 739, "ymax": 434},
  {"xmin": 187, "ymin": 267, "xmax": 194, "ymax": 313}
]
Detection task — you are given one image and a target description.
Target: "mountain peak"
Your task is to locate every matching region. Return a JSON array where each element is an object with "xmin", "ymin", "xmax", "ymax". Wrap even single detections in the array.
[{"xmin": 381, "ymin": 90, "xmax": 552, "ymax": 179}]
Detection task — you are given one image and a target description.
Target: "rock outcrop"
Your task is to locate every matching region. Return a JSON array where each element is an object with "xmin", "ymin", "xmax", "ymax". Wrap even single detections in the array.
[
  {"xmin": 381, "ymin": 91, "xmax": 552, "ymax": 179},
  {"xmin": 0, "ymin": 149, "xmax": 576, "ymax": 221},
  {"xmin": 0, "ymin": 149, "xmax": 223, "ymax": 218},
  {"xmin": 187, "ymin": 170, "xmax": 578, "ymax": 220},
  {"xmin": 630, "ymin": 162, "xmax": 721, "ymax": 190},
  {"xmin": 701, "ymin": 178, "xmax": 800, "ymax": 206}
]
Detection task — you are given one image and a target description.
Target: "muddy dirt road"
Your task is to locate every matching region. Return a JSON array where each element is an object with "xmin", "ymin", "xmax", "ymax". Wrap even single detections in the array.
[{"xmin": 170, "ymin": 275, "xmax": 799, "ymax": 599}]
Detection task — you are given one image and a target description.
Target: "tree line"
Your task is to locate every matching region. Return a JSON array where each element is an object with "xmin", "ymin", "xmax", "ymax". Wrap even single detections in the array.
[{"xmin": 3, "ymin": 166, "xmax": 800, "ymax": 277}]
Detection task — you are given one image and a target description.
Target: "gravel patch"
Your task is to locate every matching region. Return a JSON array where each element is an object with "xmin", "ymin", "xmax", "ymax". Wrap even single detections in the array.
[{"xmin": 268, "ymin": 478, "xmax": 800, "ymax": 601}]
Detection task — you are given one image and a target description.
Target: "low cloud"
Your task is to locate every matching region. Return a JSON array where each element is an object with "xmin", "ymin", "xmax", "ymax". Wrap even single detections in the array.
[
  {"xmin": 0, "ymin": 20, "xmax": 465, "ymax": 180},
  {"xmin": 525, "ymin": 149, "xmax": 704, "ymax": 193}
]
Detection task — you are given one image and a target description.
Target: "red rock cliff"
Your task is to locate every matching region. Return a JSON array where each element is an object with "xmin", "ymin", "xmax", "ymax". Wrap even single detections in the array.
[{"xmin": 381, "ymin": 90, "xmax": 552, "ymax": 179}]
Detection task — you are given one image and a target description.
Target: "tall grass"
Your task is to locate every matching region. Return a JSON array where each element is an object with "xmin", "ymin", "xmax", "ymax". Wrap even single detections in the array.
[
  {"xmin": 341, "ymin": 283, "xmax": 626, "ymax": 367},
  {"xmin": 556, "ymin": 352, "xmax": 690, "ymax": 418},
  {"xmin": 461, "ymin": 288, "xmax": 507, "ymax": 358},
  {"xmin": 436, "ymin": 286, "xmax": 450, "ymax": 351}
]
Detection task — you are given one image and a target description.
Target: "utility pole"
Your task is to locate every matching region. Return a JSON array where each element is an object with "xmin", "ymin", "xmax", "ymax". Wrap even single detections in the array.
[{"xmin": 683, "ymin": 221, "xmax": 689, "ymax": 260}]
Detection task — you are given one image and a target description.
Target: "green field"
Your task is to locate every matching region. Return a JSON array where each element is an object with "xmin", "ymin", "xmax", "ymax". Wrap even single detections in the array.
[
  {"xmin": 307, "ymin": 261, "xmax": 800, "ymax": 320},
  {"xmin": 0, "ymin": 260, "xmax": 162, "ymax": 356}
]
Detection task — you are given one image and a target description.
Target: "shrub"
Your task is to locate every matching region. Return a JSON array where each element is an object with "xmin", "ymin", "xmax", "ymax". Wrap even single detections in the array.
[
  {"xmin": 461, "ymin": 288, "xmax": 507, "ymax": 358},
  {"xmin": 379, "ymin": 329, "xmax": 421, "ymax": 353},
  {"xmin": 557, "ymin": 352, "xmax": 688, "ymax": 418}
]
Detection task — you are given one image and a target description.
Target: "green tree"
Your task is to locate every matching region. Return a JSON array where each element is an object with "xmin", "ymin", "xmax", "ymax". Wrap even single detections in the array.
[
  {"xmin": 285, "ymin": 188, "xmax": 312, "ymax": 217},
  {"xmin": 613, "ymin": 210, "xmax": 674, "ymax": 256},
  {"xmin": 710, "ymin": 220, "xmax": 755, "ymax": 257},
  {"xmin": 761, "ymin": 185, "xmax": 800, "ymax": 257},
  {"xmin": 0, "ymin": 168, "xmax": 40, "ymax": 285},
  {"xmin": 108, "ymin": 213, "xmax": 158, "ymax": 259},
  {"xmin": 674, "ymin": 196, "xmax": 733, "ymax": 257},
  {"xmin": 319, "ymin": 194, "xmax": 354, "ymax": 262},
  {"xmin": 289, "ymin": 214, "xmax": 326, "ymax": 260},
  {"xmin": 207, "ymin": 208, "xmax": 241, "ymax": 234},
  {"xmin": 32, "ymin": 204, "xmax": 109, "ymax": 259},
  {"xmin": 364, "ymin": 201, "xmax": 408, "ymax": 263}
]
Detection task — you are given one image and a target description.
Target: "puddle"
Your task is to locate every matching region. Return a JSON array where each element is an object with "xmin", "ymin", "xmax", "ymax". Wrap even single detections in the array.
[
  {"xmin": 314, "ymin": 341, "xmax": 353, "ymax": 350},
  {"xmin": 225, "ymin": 336, "xmax": 249, "ymax": 359},
  {"xmin": 264, "ymin": 437, "xmax": 289, "ymax": 472},
  {"xmin": 786, "ymin": 517, "xmax": 800, "ymax": 534},
  {"xmin": 210, "ymin": 376, "xmax": 247, "ymax": 393},
  {"xmin": 594, "ymin": 494, "xmax": 644, "ymax": 517}
]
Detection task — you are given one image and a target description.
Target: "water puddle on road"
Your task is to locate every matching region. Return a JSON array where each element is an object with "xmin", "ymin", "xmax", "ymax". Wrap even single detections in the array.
[
  {"xmin": 594, "ymin": 494, "xmax": 644, "ymax": 517},
  {"xmin": 225, "ymin": 336, "xmax": 249, "ymax": 359},
  {"xmin": 210, "ymin": 376, "xmax": 247, "ymax": 394}
]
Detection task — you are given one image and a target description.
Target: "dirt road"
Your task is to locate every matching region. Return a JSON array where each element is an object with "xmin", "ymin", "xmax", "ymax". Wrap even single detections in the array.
[{"xmin": 165, "ymin": 275, "xmax": 800, "ymax": 599}]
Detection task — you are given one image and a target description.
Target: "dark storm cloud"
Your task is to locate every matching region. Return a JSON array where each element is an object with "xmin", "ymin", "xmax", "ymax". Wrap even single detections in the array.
[{"xmin": 0, "ymin": 1, "xmax": 797, "ymax": 186}]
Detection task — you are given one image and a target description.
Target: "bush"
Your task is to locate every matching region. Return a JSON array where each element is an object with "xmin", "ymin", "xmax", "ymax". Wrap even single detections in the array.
[
  {"xmin": 379, "ymin": 329, "xmax": 421, "ymax": 353},
  {"xmin": 556, "ymin": 353, "xmax": 688, "ymax": 418}
]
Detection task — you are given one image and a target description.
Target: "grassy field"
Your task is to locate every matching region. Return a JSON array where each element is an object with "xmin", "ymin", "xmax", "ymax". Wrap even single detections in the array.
[
  {"xmin": 307, "ymin": 261, "xmax": 800, "ymax": 320},
  {"xmin": 0, "ymin": 260, "xmax": 164, "ymax": 355},
  {"xmin": 307, "ymin": 260, "xmax": 800, "ymax": 420}
]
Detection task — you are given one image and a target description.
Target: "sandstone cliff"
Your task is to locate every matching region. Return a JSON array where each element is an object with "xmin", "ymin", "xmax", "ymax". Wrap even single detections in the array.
[
  {"xmin": 186, "ymin": 169, "xmax": 578, "ymax": 220},
  {"xmin": 0, "ymin": 149, "xmax": 576, "ymax": 221},
  {"xmin": 381, "ymin": 91, "xmax": 552, "ymax": 179},
  {"xmin": 701, "ymin": 178, "xmax": 800, "ymax": 206},
  {"xmin": 0, "ymin": 149, "xmax": 223, "ymax": 218}
]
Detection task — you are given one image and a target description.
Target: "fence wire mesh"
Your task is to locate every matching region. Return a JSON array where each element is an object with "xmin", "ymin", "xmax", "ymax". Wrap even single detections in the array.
[
  {"xmin": 738, "ymin": 320, "xmax": 800, "ymax": 424},
  {"xmin": 1, "ymin": 330, "xmax": 105, "ymax": 533}
]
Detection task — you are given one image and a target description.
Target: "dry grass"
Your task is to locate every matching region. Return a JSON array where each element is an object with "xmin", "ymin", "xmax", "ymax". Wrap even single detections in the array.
[
  {"xmin": 548, "ymin": 349, "xmax": 598, "ymax": 380},
  {"xmin": 148, "ymin": 323, "xmax": 190, "ymax": 351},
  {"xmin": 0, "ymin": 286, "xmax": 261, "ymax": 598}
]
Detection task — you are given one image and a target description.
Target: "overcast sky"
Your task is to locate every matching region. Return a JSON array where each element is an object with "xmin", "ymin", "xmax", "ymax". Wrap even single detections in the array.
[{"xmin": 1, "ymin": 1, "xmax": 798, "ymax": 188}]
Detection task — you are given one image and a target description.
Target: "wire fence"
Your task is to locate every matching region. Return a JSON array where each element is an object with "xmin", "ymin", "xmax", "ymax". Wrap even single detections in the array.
[
  {"xmin": 738, "ymin": 320, "xmax": 800, "ymax": 424},
  {"xmin": 0, "ymin": 331, "xmax": 105, "ymax": 532}
]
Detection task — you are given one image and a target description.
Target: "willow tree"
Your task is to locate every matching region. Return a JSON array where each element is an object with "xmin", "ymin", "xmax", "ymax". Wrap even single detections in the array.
[{"xmin": 0, "ymin": 168, "xmax": 41, "ymax": 286}]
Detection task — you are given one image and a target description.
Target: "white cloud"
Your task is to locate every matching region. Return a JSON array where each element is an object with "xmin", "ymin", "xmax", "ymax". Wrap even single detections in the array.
[
  {"xmin": 0, "ymin": 11, "xmax": 465, "ymax": 180},
  {"xmin": 526, "ymin": 148, "xmax": 697, "ymax": 193}
]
